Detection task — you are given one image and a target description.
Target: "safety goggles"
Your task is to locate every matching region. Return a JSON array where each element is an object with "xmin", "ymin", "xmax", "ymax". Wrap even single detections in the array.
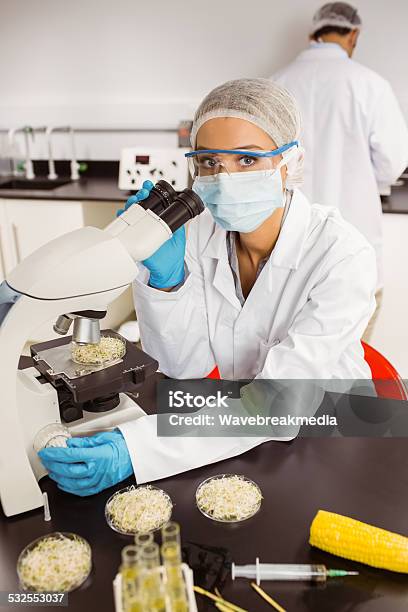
[{"xmin": 185, "ymin": 141, "xmax": 298, "ymax": 179}]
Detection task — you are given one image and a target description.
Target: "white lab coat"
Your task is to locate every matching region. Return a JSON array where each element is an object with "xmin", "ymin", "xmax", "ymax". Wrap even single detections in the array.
[
  {"xmin": 273, "ymin": 43, "xmax": 408, "ymax": 288},
  {"xmin": 119, "ymin": 189, "xmax": 376, "ymax": 483}
]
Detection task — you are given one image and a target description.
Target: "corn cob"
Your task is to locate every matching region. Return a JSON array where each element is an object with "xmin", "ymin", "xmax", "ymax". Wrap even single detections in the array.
[{"xmin": 309, "ymin": 510, "xmax": 408, "ymax": 573}]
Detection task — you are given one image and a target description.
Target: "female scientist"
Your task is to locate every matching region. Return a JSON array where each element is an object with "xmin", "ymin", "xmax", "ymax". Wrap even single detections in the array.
[{"xmin": 39, "ymin": 79, "xmax": 377, "ymax": 496}]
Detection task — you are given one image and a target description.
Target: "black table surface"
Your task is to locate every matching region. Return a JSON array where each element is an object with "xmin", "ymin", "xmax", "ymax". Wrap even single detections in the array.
[{"xmin": 2, "ymin": 375, "xmax": 408, "ymax": 612}]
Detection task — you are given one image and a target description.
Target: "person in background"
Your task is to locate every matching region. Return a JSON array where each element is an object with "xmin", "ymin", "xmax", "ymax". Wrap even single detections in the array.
[{"xmin": 273, "ymin": 2, "xmax": 408, "ymax": 341}]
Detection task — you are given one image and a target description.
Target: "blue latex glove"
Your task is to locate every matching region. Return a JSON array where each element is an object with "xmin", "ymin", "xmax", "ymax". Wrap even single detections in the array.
[
  {"xmin": 142, "ymin": 225, "xmax": 186, "ymax": 288},
  {"xmin": 118, "ymin": 179, "xmax": 186, "ymax": 288},
  {"xmin": 38, "ymin": 430, "xmax": 133, "ymax": 497},
  {"xmin": 116, "ymin": 179, "xmax": 154, "ymax": 216}
]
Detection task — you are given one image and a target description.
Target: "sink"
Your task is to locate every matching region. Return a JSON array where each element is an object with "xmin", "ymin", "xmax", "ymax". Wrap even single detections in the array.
[{"xmin": 0, "ymin": 177, "xmax": 72, "ymax": 190}]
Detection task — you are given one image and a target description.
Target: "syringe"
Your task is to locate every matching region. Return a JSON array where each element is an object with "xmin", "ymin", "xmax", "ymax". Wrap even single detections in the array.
[{"xmin": 231, "ymin": 558, "xmax": 359, "ymax": 584}]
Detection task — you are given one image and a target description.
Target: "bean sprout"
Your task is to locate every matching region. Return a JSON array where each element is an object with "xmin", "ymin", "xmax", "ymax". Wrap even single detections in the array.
[
  {"xmin": 106, "ymin": 486, "xmax": 173, "ymax": 534},
  {"xmin": 18, "ymin": 533, "xmax": 91, "ymax": 592},
  {"xmin": 71, "ymin": 336, "xmax": 125, "ymax": 365},
  {"xmin": 196, "ymin": 475, "xmax": 262, "ymax": 521}
]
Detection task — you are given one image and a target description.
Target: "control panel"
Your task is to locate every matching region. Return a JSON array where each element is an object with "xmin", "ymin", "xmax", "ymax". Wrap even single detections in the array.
[{"xmin": 118, "ymin": 148, "xmax": 190, "ymax": 191}]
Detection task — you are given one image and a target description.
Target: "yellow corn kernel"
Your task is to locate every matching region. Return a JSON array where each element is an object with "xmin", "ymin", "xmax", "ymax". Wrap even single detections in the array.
[{"xmin": 310, "ymin": 510, "xmax": 408, "ymax": 573}]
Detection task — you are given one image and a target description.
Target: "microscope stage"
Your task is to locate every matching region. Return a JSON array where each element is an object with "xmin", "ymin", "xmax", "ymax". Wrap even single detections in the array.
[
  {"xmin": 30, "ymin": 330, "xmax": 159, "ymax": 406},
  {"xmin": 34, "ymin": 343, "xmax": 122, "ymax": 380}
]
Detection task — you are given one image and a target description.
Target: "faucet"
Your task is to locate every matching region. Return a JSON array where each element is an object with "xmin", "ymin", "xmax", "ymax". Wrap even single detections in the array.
[
  {"xmin": 46, "ymin": 126, "xmax": 80, "ymax": 181},
  {"xmin": 7, "ymin": 126, "xmax": 35, "ymax": 179}
]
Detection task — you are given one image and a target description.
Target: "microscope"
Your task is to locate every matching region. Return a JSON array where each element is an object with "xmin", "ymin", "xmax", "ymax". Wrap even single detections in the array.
[{"xmin": 0, "ymin": 181, "xmax": 204, "ymax": 517}]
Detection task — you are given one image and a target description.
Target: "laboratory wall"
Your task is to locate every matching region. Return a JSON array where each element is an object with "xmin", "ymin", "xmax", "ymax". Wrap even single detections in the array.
[
  {"xmin": 1, "ymin": 0, "xmax": 408, "ymax": 160},
  {"xmin": 1, "ymin": 0, "xmax": 408, "ymax": 375}
]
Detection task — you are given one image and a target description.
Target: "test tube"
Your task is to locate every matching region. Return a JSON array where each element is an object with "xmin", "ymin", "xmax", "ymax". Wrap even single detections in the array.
[
  {"xmin": 135, "ymin": 532, "xmax": 154, "ymax": 548},
  {"xmin": 122, "ymin": 546, "xmax": 139, "ymax": 566},
  {"xmin": 43, "ymin": 492, "xmax": 51, "ymax": 522},
  {"xmin": 120, "ymin": 546, "xmax": 142, "ymax": 612},
  {"xmin": 161, "ymin": 522, "xmax": 181, "ymax": 546},
  {"xmin": 140, "ymin": 544, "xmax": 166, "ymax": 612},
  {"xmin": 161, "ymin": 542, "xmax": 188, "ymax": 611},
  {"xmin": 161, "ymin": 542, "xmax": 182, "ymax": 576},
  {"xmin": 161, "ymin": 523, "xmax": 184, "ymax": 592},
  {"xmin": 140, "ymin": 543, "xmax": 161, "ymax": 570}
]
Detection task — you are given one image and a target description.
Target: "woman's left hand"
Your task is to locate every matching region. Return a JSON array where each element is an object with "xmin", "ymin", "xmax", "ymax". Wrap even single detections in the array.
[{"xmin": 38, "ymin": 430, "xmax": 133, "ymax": 496}]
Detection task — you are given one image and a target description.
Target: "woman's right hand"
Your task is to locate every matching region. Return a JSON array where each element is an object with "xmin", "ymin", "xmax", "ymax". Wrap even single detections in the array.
[
  {"xmin": 142, "ymin": 225, "xmax": 186, "ymax": 289},
  {"xmin": 118, "ymin": 180, "xmax": 186, "ymax": 289}
]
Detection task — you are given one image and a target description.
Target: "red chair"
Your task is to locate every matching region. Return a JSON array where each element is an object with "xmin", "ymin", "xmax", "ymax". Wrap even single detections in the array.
[
  {"xmin": 207, "ymin": 366, "xmax": 220, "ymax": 379},
  {"xmin": 362, "ymin": 341, "xmax": 408, "ymax": 401},
  {"xmin": 207, "ymin": 344, "xmax": 407, "ymax": 401}
]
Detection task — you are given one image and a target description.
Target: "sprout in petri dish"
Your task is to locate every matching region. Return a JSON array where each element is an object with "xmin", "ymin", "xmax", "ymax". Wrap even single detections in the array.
[
  {"xmin": 106, "ymin": 486, "xmax": 173, "ymax": 535},
  {"xmin": 71, "ymin": 336, "xmax": 125, "ymax": 365},
  {"xmin": 196, "ymin": 474, "xmax": 262, "ymax": 522},
  {"xmin": 17, "ymin": 533, "xmax": 91, "ymax": 592}
]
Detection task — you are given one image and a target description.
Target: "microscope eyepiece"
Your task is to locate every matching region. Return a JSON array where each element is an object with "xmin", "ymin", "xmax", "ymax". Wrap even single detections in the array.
[
  {"xmin": 135, "ymin": 181, "xmax": 205, "ymax": 231},
  {"xmin": 138, "ymin": 180, "xmax": 177, "ymax": 216},
  {"xmin": 159, "ymin": 189, "xmax": 205, "ymax": 233},
  {"xmin": 115, "ymin": 180, "xmax": 205, "ymax": 259}
]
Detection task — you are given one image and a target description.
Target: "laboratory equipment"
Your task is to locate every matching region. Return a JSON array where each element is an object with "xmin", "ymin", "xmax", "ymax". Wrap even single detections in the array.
[
  {"xmin": 161, "ymin": 522, "xmax": 181, "ymax": 546},
  {"xmin": 196, "ymin": 474, "xmax": 262, "ymax": 523},
  {"xmin": 162, "ymin": 541, "xmax": 189, "ymax": 611},
  {"xmin": 118, "ymin": 148, "xmax": 190, "ymax": 191},
  {"xmin": 70, "ymin": 334, "xmax": 126, "ymax": 365},
  {"xmin": 113, "ymin": 522, "xmax": 197, "ymax": 611},
  {"xmin": 105, "ymin": 485, "xmax": 173, "ymax": 535},
  {"xmin": 17, "ymin": 532, "xmax": 92, "ymax": 592},
  {"xmin": 0, "ymin": 180, "xmax": 204, "ymax": 517},
  {"xmin": 33, "ymin": 423, "xmax": 71, "ymax": 453},
  {"xmin": 42, "ymin": 492, "xmax": 51, "ymax": 522},
  {"xmin": 138, "ymin": 543, "xmax": 167, "ymax": 611},
  {"xmin": 231, "ymin": 558, "xmax": 359, "ymax": 584},
  {"xmin": 30, "ymin": 330, "xmax": 157, "ymax": 421},
  {"xmin": 120, "ymin": 545, "xmax": 143, "ymax": 612},
  {"xmin": 135, "ymin": 533, "xmax": 154, "ymax": 548}
]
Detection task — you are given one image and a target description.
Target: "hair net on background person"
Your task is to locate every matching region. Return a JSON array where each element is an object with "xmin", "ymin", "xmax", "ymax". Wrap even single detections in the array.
[
  {"xmin": 311, "ymin": 2, "xmax": 362, "ymax": 35},
  {"xmin": 190, "ymin": 78, "xmax": 304, "ymax": 188}
]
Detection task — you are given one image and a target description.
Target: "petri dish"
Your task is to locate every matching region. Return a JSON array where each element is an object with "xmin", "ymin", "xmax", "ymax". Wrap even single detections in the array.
[
  {"xmin": 71, "ymin": 335, "xmax": 126, "ymax": 366},
  {"xmin": 195, "ymin": 474, "xmax": 263, "ymax": 523},
  {"xmin": 105, "ymin": 485, "xmax": 173, "ymax": 536},
  {"xmin": 33, "ymin": 423, "xmax": 71, "ymax": 453},
  {"xmin": 17, "ymin": 532, "xmax": 92, "ymax": 593}
]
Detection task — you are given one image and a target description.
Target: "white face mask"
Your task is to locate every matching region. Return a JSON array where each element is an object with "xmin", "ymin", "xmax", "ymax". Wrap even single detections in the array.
[{"xmin": 192, "ymin": 164, "xmax": 286, "ymax": 233}]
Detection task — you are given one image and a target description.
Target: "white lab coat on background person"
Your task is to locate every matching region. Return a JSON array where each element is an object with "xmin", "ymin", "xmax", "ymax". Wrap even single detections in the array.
[
  {"xmin": 119, "ymin": 189, "xmax": 376, "ymax": 484},
  {"xmin": 273, "ymin": 42, "xmax": 408, "ymax": 289}
]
